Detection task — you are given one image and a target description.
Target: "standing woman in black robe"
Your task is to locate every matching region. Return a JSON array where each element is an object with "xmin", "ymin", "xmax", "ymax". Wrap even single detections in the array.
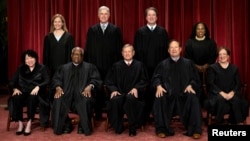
[
  {"xmin": 206, "ymin": 47, "xmax": 248, "ymax": 124},
  {"xmin": 133, "ymin": 7, "xmax": 170, "ymax": 124},
  {"xmin": 8, "ymin": 50, "xmax": 50, "ymax": 136},
  {"xmin": 185, "ymin": 22, "xmax": 217, "ymax": 106},
  {"xmin": 43, "ymin": 13, "xmax": 75, "ymax": 78},
  {"xmin": 43, "ymin": 14, "xmax": 75, "ymax": 127},
  {"xmin": 85, "ymin": 6, "xmax": 123, "ymax": 119}
]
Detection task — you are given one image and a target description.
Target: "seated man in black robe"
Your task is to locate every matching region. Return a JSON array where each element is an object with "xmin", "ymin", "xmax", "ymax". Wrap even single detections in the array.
[
  {"xmin": 152, "ymin": 40, "xmax": 202, "ymax": 139},
  {"xmin": 51, "ymin": 47, "xmax": 102, "ymax": 136},
  {"xmin": 105, "ymin": 44, "xmax": 149, "ymax": 136}
]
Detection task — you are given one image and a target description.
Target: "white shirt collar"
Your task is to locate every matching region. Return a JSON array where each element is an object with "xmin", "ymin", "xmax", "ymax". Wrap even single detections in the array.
[
  {"xmin": 124, "ymin": 60, "xmax": 133, "ymax": 65},
  {"xmin": 171, "ymin": 57, "xmax": 180, "ymax": 62},
  {"xmin": 147, "ymin": 24, "xmax": 156, "ymax": 30},
  {"xmin": 100, "ymin": 22, "xmax": 108, "ymax": 27}
]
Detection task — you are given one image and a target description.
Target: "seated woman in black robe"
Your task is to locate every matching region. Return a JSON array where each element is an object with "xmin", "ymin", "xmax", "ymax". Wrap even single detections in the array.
[
  {"xmin": 8, "ymin": 49, "xmax": 50, "ymax": 136},
  {"xmin": 206, "ymin": 47, "xmax": 249, "ymax": 124},
  {"xmin": 105, "ymin": 44, "xmax": 149, "ymax": 136}
]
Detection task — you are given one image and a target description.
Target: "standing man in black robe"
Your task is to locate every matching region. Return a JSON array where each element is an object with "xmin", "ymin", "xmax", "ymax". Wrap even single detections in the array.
[
  {"xmin": 105, "ymin": 44, "xmax": 149, "ymax": 136},
  {"xmin": 152, "ymin": 40, "xmax": 202, "ymax": 139},
  {"xmin": 85, "ymin": 6, "xmax": 123, "ymax": 119},
  {"xmin": 133, "ymin": 7, "xmax": 169, "ymax": 124},
  {"xmin": 51, "ymin": 47, "xmax": 102, "ymax": 136}
]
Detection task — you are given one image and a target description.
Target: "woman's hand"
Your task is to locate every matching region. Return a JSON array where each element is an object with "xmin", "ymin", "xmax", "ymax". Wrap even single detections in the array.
[{"xmin": 30, "ymin": 86, "xmax": 40, "ymax": 95}]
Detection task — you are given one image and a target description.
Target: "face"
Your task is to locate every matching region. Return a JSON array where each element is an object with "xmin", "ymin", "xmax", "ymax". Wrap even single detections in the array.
[
  {"xmin": 146, "ymin": 9, "xmax": 157, "ymax": 25},
  {"xmin": 168, "ymin": 41, "xmax": 182, "ymax": 58},
  {"xmin": 53, "ymin": 17, "xmax": 63, "ymax": 30},
  {"xmin": 71, "ymin": 49, "xmax": 83, "ymax": 64},
  {"xmin": 25, "ymin": 55, "xmax": 36, "ymax": 68},
  {"xmin": 122, "ymin": 46, "xmax": 135, "ymax": 61},
  {"xmin": 196, "ymin": 23, "xmax": 206, "ymax": 38},
  {"xmin": 218, "ymin": 49, "xmax": 229, "ymax": 63},
  {"xmin": 98, "ymin": 9, "xmax": 110, "ymax": 23}
]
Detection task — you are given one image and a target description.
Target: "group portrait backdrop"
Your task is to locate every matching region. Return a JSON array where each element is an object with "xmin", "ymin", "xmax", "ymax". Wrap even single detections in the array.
[{"xmin": 7, "ymin": 0, "xmax": 250, "ymax": 101}]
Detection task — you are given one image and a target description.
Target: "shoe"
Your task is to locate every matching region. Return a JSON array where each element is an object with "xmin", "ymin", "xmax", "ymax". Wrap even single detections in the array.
[
  {"xmin": 192, "ymin": 133, "xmax": 201, "ymax": 139},
  {"xmin": 23, "ymin": 131, "xmax": 31, "ymax": 136},
  {"xmin": 129, "ymin": 127, "xmax": 136, "ymax": 137},
  {"xmin": 77, "ymin": 125, "xmax": 84, "ymax": 134},
  {"xmin": 157, "ymin": 132, "xmax": 166, "ymax": 138},
  {"xmin": 16, "ymin": 126, "xmax": 24, "ymax": 135},
  {"xmin": 166, "ymin": 128, "xmax": 175, "ymax": 136},
  {"xmin": 183, "ymin": 132, "xmax": 192, "ymax": 137},
  {"xmin": 63, "ymin": 126, "xmax": 73, "ymax": 134}
]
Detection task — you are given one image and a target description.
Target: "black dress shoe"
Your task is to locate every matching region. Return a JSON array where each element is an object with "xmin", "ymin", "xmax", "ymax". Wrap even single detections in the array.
[
  {"xmin": 166, "ymin": 128, "xmax": 175, "ymax": 136},
  {"xmin": 77, "ymin": 125, "xmax": 84, "ymax": 134},
  {"xmin": 16, "ymin": 126, "xmax": 24, "ymax": 135},
  {"xmin": 23, "ymin": 131, "xmax": 31, "ymax": 136},
  {"xmin": 129, "ymin": 127, "xmax": 136, "ymax": 137},
  {"xmin": 63, "ymin": 126, "xmax": 73, "ymax": 134}
]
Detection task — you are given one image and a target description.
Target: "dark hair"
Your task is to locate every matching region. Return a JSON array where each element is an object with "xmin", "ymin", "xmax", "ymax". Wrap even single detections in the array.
[
  {"xmin": 21, "ymin": 49, "xmax": 39, "ymax": 64},
  {"xmin": 217, "ymin": 46, "xmax": 231, "ymax": 56},
  {"xmin": 190, "ymin": 22, "xmax": 210, "ymax": 39},
  {"xmin": 145, "ymin": 7, "xmax": 158, "ymax": 16}
]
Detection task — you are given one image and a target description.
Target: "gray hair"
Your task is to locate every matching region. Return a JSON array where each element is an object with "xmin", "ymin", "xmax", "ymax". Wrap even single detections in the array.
[
  {"xmin": 98, "ymin": 6, "xmax": 110, "ymax": 14},
  {"xmin": 72, "ymin": 47, "xmax": 84, "ymax": 56}
]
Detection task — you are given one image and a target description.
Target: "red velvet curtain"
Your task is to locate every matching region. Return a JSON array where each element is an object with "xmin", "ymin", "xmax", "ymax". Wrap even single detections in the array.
[{"xmin": 8, "ymin": 0, "xmax": 250, "ymax": 101}]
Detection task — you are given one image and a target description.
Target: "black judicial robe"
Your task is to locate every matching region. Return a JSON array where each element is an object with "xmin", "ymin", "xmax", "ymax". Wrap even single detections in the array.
[
  {"xmin": 105, "ymin": 59, "xmax": 149, "ymax": 132},
  {"xmin": 185, "ymin": 38, "xmax": 217, "ymax": 66},
  {"xmin": 133, "ymin": 25, "xmax": 169, "ymax": 77},
  {"xmin": 43, "ymin": 32, "xmax": 75, "ymax": 76},
  {"xmin": 8, "ymin": 64, "xmax": 50, "ymax": 124},
  {"xmin": 51, "ymin": 62, "xmax": 102, "ymax": 134},
  {"xmin": 206, "ymin": 63, "xmax": 248, "ymax": 123},
  {"xmin": 85, "ymin": 23, "xmax": 123, "ymax": 79},
  {"xmin": 152, "ymin": 57, "xmax": 202, "ymax": 135}
]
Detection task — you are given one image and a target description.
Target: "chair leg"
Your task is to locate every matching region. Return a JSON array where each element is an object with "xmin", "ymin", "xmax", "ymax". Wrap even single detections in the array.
[
  {"xmin": 105, "ymin": 118, "xmax": 109, "ymax": 132},
  {"xmin": 91, "ymin": 117, "xmax": 95, "ymax": 129},
  {"xmin": 7, "ymin": 112, "xmax": 11, "ymax": 131},
  {"xmin": 207, "ymin": 113, "xmax": 212, "ymax": 125},
  {"xmin": 141, "ymin": 125, "xmax": 144, "ymax": 132}
]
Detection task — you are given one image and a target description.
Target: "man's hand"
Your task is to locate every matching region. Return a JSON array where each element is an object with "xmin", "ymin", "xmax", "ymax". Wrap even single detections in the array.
[
  {"xmin": 54, "ymin": 86, "xmax": 64, "ymax": 99},
  {"xmin": 155, "ymin": 85, "xmax": 167, "ymax": 98},
  {"xmin": 128, "ymin": 88, "xmax": 138, "ymax": 98},
  {"xmin": 184, "ymin": 85, "xmax": 196, "ymax": 94},
  {"xmin": 110, "ymin": 91, "xmax": 121, "ymax": 99},
  {"xmin": 82, "ymin": 85, "xmax": 92, "ymax": 97}
]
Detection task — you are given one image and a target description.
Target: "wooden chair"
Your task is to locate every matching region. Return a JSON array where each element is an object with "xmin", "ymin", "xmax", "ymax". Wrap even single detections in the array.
[{"xmin": 70, "ymin": 110, "xmax": 95, "ymax": 129}]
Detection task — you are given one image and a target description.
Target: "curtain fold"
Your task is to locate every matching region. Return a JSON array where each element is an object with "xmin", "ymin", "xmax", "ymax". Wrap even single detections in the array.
[{"xmin": 8, "ymin": 0, "xmax": 249, "ymax": 101}]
